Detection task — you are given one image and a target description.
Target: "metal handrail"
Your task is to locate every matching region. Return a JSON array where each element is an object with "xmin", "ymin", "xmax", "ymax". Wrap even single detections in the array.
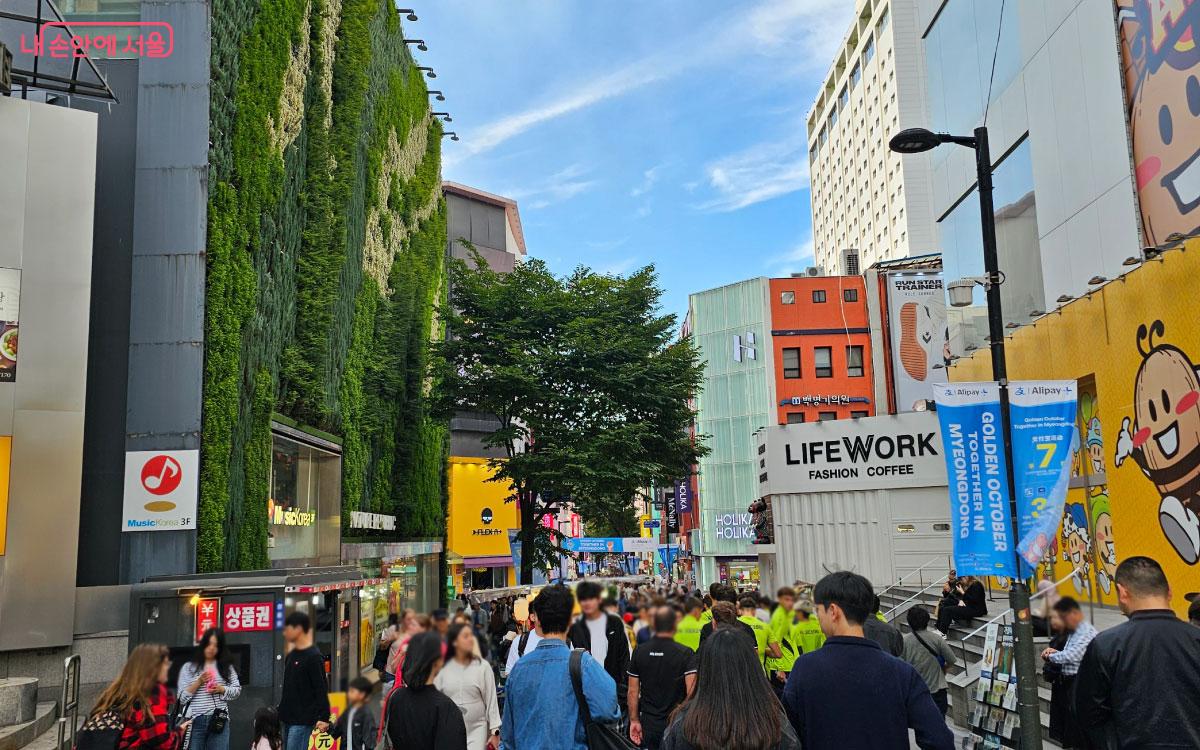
[
  {"xmin": 883, "ymin": 574, "xmax": 949, "ymax": 622},
  {"xmin": 953, "ymin": 568, "xmax": 1084, "ymax": 668},
  {"xmin": 57, "ymin": 654, "xmax": 81, "ymax": 750},
  {"xmin": 877, "ymin": 555, "xmax": 950, "ymax": 601}
]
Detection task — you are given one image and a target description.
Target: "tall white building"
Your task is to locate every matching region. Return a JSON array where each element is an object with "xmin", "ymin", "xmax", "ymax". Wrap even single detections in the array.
[{"xmin": 807, "ymin": 0, "xmax": 937, "ymax": 275}]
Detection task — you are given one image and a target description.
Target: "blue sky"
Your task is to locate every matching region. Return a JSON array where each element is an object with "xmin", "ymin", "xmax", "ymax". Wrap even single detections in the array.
[{"xmin": 416, "ymin": 0, "xmax": 856, "ymax": 318}]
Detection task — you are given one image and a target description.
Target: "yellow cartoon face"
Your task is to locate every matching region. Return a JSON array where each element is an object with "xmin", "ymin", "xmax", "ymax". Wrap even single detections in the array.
[
  {"xmin": 1132, "ymin": 345, "xmax": 1200, "ymax": 497},
  {"xmin": 1095, "ymin": 512, "xmax": 1116, "ymax": 570}
]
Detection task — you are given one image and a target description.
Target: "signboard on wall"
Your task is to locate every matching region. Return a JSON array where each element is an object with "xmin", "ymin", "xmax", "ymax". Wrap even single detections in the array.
[
  {"xmin": 195, "ymin": 597, "xmax": 220, "ymax": 643},
  {"xmin": 758, "ymin": 412, "xmax": 946, "ymax": 495},
  {"xmin": 223, "ymin": 602, "xmax": 273, "ymax": 633},
  {"xmin": 674, "ymin": 479, "xmax": 692, "ymax": 514},
  {"xmin": 122, "ymin": 450, "xmax": 199, "ymax": 531},
  {"xmin": 713, "ymin": 512, "xmax": 754, "ymax": 541},
  {"xmin": 886, "ymin": 273, "xmax": 948, "ymax": 412},
  {"xmin": 0, "ymin": 269, "xmax": 20, "ymax": 382}
]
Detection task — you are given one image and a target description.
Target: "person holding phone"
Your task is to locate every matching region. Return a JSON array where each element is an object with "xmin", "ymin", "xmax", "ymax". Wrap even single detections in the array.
[{"xmin": 178, "ymin": 627, "xmax": 242, "ymax": 750}]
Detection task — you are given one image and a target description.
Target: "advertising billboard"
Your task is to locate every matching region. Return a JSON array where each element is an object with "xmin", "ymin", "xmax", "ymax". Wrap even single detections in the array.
[
  {"xmin": 122, "ymin": 450, "xmax": 199, "ymax": 531},
  {"xmin": 886, "ymin": 273, "xmax": 949, "ymax": 412}
]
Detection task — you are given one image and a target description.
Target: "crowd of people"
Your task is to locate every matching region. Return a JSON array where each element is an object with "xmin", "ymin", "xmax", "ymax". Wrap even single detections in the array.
[{"xmin": 76, "ymin": 556, "xmax": 1199, "ymax": 750}]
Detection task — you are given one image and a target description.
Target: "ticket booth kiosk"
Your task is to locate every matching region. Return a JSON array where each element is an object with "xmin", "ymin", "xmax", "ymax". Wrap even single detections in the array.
[{"xmin": 129, "ymin": 567, "xmax": 376, "ymax": 750}]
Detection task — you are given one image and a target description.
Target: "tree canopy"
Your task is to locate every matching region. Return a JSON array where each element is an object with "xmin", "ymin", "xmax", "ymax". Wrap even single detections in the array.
[{"xmin": 432, "ymin": 254, "xmax": 707, "ymax": 582}]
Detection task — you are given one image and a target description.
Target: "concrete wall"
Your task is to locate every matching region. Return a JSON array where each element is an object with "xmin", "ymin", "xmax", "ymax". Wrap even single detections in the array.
[{"xmin": 0, "ymin": 98, "xmax": 97, "ymax": 651}]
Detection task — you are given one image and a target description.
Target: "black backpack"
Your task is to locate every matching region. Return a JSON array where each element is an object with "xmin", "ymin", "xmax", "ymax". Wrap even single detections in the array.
[
  {"xmin": 568, "ymin": 649, "xmax": 638, "ymax": 750},
  {"xmin": 74, "ymin": 710, "xmax": 124, "ymax": 750}
]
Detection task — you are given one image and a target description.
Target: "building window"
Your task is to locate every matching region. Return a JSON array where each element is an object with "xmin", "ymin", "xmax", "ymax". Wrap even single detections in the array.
[
  {"xmin": 814, "ymin": 347, "xmax": 833, "ymax": 378},
  {"xmin": 819, "ymin": 411, "xmax": 838, "ymax": 422},
  {"xmin": 843, "ymin": 288, "xmax": 859, "ymax": 302},
  {"xmin": 851, "ymin": 410, "xmax": 869, "ymax": 419},
  {"xmin": 877, "ymin": 6, "xmax": 890, "ymax": 33},
  {"xmin": 846, "ymin": 345, "xmax": 865, "ymax": 377},
  {"xmin": 786, "ymin": 412, "xmax": 806, "ymax": 424},
  {"xmin": 781, "ymin": 290, "xmax": 795, "ymax": 304},
  {"xmin": 863, "ymin": 35, "xmax": 875, "ymax": 64},
  {"xmin": 782, "ymin": 348, "xmax": 801, "ymax": 379},
  {"xmin": 812, "ymin": 289, "xmax": 827, "ymax": 303},
  {"xmin": 838, "ymin": 85, "xmax": 848, "ymax": 110},
  {"xmin": 850, "ymin": 63, "xmax": 861, "ymax": 88}
]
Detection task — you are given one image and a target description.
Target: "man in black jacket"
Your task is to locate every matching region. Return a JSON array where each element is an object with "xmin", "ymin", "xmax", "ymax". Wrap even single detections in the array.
[
  {"xmin": 569, "ymin": 581, "xmax": 630, "ymax": 704},
  {"xmin": 1074, "ymin": 556, "xmax": 1200, "ymax": 748},
  {"xmin": 862, "ymin": 596, "xmax": 904, "ymax": 657}
]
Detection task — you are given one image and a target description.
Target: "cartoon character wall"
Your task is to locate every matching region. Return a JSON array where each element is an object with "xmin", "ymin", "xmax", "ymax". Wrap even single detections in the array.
[
  {"xmin": 1117, "ymin": 0, "xmax": 1200, "ymax": 246},
  {"xmin": 950, "ymin": 241, "xmax": 1200, "ymax": 614}
]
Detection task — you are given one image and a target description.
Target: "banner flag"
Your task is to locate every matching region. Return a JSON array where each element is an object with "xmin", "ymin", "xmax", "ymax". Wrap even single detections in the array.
[
  {"xmin": 933, "ymin": 382, "xmax": 1018, "ymax": 577},
  {"xmin": 1009, "ymin": 381, "xmax": 1079, "ymax": 574}
]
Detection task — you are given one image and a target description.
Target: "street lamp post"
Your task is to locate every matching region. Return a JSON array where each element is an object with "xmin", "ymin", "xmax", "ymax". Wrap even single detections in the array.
[{"xmin": 890, "ymin": 125, "xmax": 1042, "ymax": 750}]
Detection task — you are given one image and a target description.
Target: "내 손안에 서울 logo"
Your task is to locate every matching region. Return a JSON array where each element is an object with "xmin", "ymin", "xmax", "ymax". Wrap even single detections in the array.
[{"xmin": 19, "ymin": 22, "xmax": 174, "ymax": 59}]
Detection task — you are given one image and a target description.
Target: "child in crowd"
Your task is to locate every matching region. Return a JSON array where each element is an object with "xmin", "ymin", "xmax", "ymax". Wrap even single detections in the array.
[
  {"xmin": 251, "ymin": 707, "xmax": 282, "ymax": 750},
  {"xmin": 328, "ymin": 678, "xmax": 377, "ymax": 750}
]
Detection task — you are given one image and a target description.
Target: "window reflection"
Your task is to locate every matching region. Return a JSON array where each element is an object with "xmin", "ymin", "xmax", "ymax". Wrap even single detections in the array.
[
  {"xmin": 269, "ymin": 430, "xmax": 342, "ymax": 566},
  {"xmin": 941, "ymin": 138, "xmax": 1044, "ymax": 356}
]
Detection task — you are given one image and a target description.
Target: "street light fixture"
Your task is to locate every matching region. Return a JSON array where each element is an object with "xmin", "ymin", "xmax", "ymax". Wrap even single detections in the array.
[
  {"xmin": 396, "ymin": 7, "xmax": 418, "ymax": 21},
  {"xmin": 1056, "ymin": 294, "xmax": 1074, "ymax": 303},
  {"xmin": 431, "ymin": 111, "xmax": 452, "ymax": 122},
  {"xmin": 442, "ymin": 131, "xmax": 459, "ymax": 141},
  {"xmin": 427, "ymin": 90, "xmax": 445, "ymax": 102},
  {"xmin": 890, "ymin": 124, "xmax": 1043, "ymax": 750},
  {"xmin": 1123, "ymin": 255, "xmax": 1142, "ymax": 266},
  {"xmin": 404, "ymin": 39, "xmax": 428, "ymax": 51},
  {"xmin": 417, "ymin": 66, "xmax": 436, "ymax": 78},
  {"xmin": 1088, "ymin": 275, "xmax": 1107, "ymax": 285}
]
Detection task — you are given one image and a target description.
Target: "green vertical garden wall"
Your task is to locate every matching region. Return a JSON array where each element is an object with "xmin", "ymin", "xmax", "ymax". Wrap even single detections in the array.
[{"xmin": 202, "ymin": 0, "xmax": 447, "ymax": 571}]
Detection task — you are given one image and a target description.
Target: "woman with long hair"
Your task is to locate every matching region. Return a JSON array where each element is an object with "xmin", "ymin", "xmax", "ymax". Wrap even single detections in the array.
[
  {"xmin": 662, "ymin": 629, "xmax": 799, "ymax": 750},
  {"xmin": 88, "ymin": 644, "xmax": 189, "ymax": 750},
  {"xmin": 384, "ymin": 609, "xmax": 424, "ymax": 684},
  {"xmin": 434, "ymin": 624, "xmax": 500, "ymax": 750},
  {"xmin": 385, "ymin": 632, "xmax": 467, "ymax": 750},
  {"xmin": 176, "ymin": 627, "xmax": 241, "ymax": 750},
  {"xmin": 251, "ymin": 707, "xmax": 283, "ymax": 750}
]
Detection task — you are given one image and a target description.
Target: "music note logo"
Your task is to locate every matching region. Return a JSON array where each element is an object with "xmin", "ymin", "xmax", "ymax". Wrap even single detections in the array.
[{"xmin": 141, "ymin": 454, "xmax": 182, "ymax": 511}]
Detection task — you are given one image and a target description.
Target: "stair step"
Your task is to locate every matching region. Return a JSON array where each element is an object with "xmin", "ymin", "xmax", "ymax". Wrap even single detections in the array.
[{"xmin": 0, "ymin": 703, "xmax": 58, "ymax": 750}]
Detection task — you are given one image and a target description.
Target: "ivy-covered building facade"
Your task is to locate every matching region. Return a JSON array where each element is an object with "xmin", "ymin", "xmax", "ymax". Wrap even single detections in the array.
[{"xmin": 72, "ymin": 0, "xmax": 448, "ymax": 610}]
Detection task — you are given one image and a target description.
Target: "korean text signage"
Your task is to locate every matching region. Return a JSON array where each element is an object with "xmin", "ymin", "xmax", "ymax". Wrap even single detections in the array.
[
  {"xmin": 933, "ymin": 383, "xmax": 1017, "ymax": 577},
  {"xmin": 223, "ymin": 602, "xmax": 273, "ymax": 633},
  {"xmin": 779, "ymin": 395, "xmax": 870, "ymax": 407},
  {"xmin": 122, "ymin": 450, "xmax": 199, "ymax": 531},
  {"xmin": 195, "ymin": 597, "xmax": 220, "ymax": 643},
  {"xmin": 562, "ymin": 537, "xmax": 657, "ymax": 553},
  {"xmin": 674, "ymin": 479, "xmax": 692, "ymax": 514},
  {"xmin": 348, "ymin": 511, "xmax": 395, "ymax": 531},
  {"xmin": 0, "ymin": 269, "xmax": 20, "ymax": 382},
  {"xmin": 759, "ymin": 412, "xmax": 946, "ymax": 494},
  {"xmin": 1009, "ymin": 381, "xmax": 1078, "ymax": 572},
  {"xmin": 887, "ymin": 273, "xmax": 948, "ymax": 412}
]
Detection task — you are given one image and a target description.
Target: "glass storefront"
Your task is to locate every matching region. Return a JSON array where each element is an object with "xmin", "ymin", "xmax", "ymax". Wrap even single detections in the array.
[{"xmin": 268, "ymin": 425, "xmax": 342, "ymax": 567}]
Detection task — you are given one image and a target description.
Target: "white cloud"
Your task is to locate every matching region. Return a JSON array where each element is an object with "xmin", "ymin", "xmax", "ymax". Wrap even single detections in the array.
[
  {"xmin": 635, "ymin": 204, "xmax": 652, "ymax": 219},
  {"xmin": 766, "ymin": 236, "xmax": 816, "ymax": 276},
  {"xmin": 507, "ymin": 164, "xmax": 597, "ymax": 210},
  {"xmin": 697, "ymin": 135, "xmax": 810, "ymax": 212},
  {"xmin": 446, "ymin": 0, "xmax": 855, "ymax": 167},
  {"xmin": 597, "ymin": 256, "xmax": 639, "ymax": 276},
  {"xmin": 630, "ymin": 164, "xmax": 666, "ymax": 198}
]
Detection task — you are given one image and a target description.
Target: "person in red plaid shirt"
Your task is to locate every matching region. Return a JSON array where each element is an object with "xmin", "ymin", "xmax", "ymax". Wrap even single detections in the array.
[{"xmin": 88, "ymin": 644, "xmax": 191, "ymax": 750}]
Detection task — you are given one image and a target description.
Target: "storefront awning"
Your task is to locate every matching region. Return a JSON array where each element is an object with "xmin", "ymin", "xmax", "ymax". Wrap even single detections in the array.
[{"xmin": 462, "ymin": 555, "xmax": 511, "ymax": 568}]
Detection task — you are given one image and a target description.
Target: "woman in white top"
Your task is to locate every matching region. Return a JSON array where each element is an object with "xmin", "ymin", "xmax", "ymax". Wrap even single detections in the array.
[
  {"xmin": 434, "ymin": 623, "xmax": 500, "ymax": 750},
  {"xmin": 177, "ymin": 627, "xmax": 242, "ymax": 750}
]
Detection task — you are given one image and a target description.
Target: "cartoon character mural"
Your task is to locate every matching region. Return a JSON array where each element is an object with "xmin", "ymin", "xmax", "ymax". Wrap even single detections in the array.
[
  {"xmin": 1114, "ymin": 321, "xmax": 1200, "ymax": 564},
  {"xmin": 1061, "ymin": 502, "xmax": 1093, "ymax": 594},
  {"xmin": 1116, "ymin": 0, "xmax": 1200, "ymax": 246},
  {"xmin": 1091, "ymin": 493, "xmax": 1118, "ymax": 594}
]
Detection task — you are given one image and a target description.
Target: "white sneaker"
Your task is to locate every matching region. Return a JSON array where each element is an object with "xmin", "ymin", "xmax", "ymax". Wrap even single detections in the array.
[{"xmin": 1159, "ymin": 495, "xmax": 1200, "ymax": 564}]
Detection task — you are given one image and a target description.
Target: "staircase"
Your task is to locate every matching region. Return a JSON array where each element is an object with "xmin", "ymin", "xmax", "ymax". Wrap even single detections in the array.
[
  {"xmin": 0, "ymin": 678, "xmax": 58, "ymax": 750},
  {"xmin": 878, "ymin": 584, "xmax": 1055, "ymax": 745}
]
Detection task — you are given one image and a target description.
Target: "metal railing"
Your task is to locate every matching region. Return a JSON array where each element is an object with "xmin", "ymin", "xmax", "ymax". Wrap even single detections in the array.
[
  {"xmin": 876, "ymin": 555, "xmax": 950, "ymax": 603},
  {"xmin": 57, "ymin": 655, "xmax": 81, "ymax": 750},
  {"xmin": 883, "ymin": 573, "xmax": 949, "ymax": 622},
  {"xmin": 953, "ymin": 568, "xmax": 1084, "ymax": 667}
]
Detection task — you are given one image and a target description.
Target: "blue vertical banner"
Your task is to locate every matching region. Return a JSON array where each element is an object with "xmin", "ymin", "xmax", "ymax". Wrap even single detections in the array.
[
  {"xmin": 1009, "ymin": 381, "xmax": 1078, "ymax": 574},
  {"xmin": 508, "ymin": 529, "xmax": 522, "ymax": 579},
  {"xmin": 933, "ymin": 382, "xmax": 1018, "ymax": 578}
]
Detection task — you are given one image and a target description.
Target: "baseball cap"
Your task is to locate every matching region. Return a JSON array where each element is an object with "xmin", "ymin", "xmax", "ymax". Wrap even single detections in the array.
[
  {"xmin": 793, "ymin": 599, "xmax": 813, "ymax": 614},
  {"xmin": 1187, "ymin": 594, "xmax": 1200, "ymax": 623},
  {"xmin": 1185, "ymin": 591, "xmax": 1199, "ymax": 602}
]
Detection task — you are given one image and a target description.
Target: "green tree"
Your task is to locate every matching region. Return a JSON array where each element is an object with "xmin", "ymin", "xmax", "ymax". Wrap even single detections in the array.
[{"xmin": 432, "ymin": 255, "xmax": 706, "ymax": 583}]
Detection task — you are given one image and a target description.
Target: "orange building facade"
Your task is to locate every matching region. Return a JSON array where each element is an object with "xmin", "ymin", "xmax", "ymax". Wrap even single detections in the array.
[{"xmin": 769, "ymin": 276, "xmax": 874, "ymax": 424}]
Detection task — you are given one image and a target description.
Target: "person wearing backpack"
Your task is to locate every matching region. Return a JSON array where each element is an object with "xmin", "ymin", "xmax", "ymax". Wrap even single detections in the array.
[
  {"xmin": 504, "ymin": 609, "xmax": 542, "ymax": 678},
  {"xmin": 901, "ymin": 606, "xmax": 957, "ymax": 716},
  {"xmin": 77, "ymin": 644, "xmax": 190, "ymax": 750}
]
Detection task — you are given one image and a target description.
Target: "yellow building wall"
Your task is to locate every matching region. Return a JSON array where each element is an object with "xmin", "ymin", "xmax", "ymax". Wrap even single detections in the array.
[
  {"xmin": 447, "ymin": 457, "xmax": 519, "ymax": 593},
  {"xmin": 951, "ymin": 242, "xmax": 1200, "ymax": 616}
]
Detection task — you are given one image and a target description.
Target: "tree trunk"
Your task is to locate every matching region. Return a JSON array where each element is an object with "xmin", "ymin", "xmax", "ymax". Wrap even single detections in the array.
[{"xmin": 519, "ymin": 488, "xmax": 536, "ymax": 585}]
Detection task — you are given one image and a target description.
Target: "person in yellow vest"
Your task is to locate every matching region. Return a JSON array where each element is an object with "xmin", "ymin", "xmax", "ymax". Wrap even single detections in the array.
[
  {"xmin": 737, "ymin": 595, "xmax": 769, "ymax": 667},
  {"xmin": 673, "ymin": 597, "xmax": 704, "ymax": 651},
  {"xmin": 698, "ymin": 593, "xmax": 714, "ymax": 625},
  {"xmin": 765, "ymin": 586, "xmax": 799, "ymax": 696},
  {"xmin": 790, "ymin": 599, "xmax": 825, "ymax": 655}
]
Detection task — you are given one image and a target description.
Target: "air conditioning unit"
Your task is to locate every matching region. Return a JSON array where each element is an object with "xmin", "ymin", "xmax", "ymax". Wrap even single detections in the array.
[
  {"xmin": 0, "ymin": 42, "xmax": 12, "ymax": 96},
  {"xmin": 805, "ymin": 266, "xmax": 823, "ymax": 277}
]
